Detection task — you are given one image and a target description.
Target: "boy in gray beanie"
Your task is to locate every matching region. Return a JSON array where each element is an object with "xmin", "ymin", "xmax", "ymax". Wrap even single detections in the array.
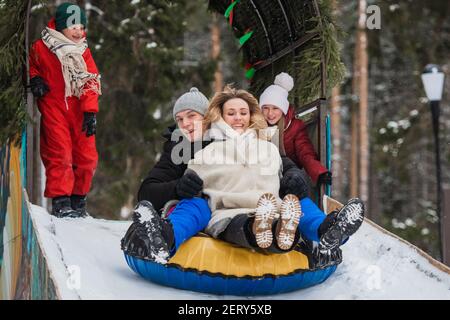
[
  {"xmin": 173, "ymin": 87, "xmax": 209, "ymax": 120},
  {"xmin": 137, "ymin": 87, "xmax": 210, "ymax": 211},
  {"xmin": 173, "ymin": 87, "xmax": 209, "ymax": 142}
]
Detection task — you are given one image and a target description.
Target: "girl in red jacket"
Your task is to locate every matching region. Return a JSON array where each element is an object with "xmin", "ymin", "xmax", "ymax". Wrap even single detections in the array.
[
  {"xmin": 29, "ymin": 3, "xmax": 101, "ymax": 218},
  {"xmin": 259, "ymin": 72, "xmax": 331, "ymax": 187}
]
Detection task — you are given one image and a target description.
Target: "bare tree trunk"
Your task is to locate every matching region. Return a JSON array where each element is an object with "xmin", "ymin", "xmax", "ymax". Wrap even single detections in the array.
[
  {"xmin": 121, "ymin": 155, "xmax": 135, "ymax": 219},
  {"xmin": 211, "ymin": 14, "xmax": 223, "ymax": 92},
  {"xmin": 330, "ymin": 0, "xmax": 343, "ymax": 202},
  {"xmin": 369, "ymin": 147, "xmax": 380, "ymax": 222},
  {"xmin": 350, "ymin": 23, "xmax": 361, "ymax": 198},
  {"xmin": 357, "ymin": 0, "xmax": 370, "ymax": 205},
  {"xmin": 350, "ymin": 110, "xmax": 359, "ymax": 197},
  {"xmin": 330, "ymin": 86, "xmax": 343, "ymax": 201},
  {"xmin": 84, "ymin": 0, "xmax": 91, "ymax": 29}
]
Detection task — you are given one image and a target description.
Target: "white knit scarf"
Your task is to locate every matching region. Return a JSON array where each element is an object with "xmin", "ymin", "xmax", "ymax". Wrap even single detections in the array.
[{"xmin": 41, "ymin": 27, "xmax": 101, "ymax": 98}]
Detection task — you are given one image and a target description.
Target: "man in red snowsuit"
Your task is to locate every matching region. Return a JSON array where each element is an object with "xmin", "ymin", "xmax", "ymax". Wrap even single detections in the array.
[
  {"xmin": 260, "ymin": 72, "xmax": 331, "ymax": 186},
  {"xmin": 29, "ymin": 3, "xmax": 101, "ymax": 218}
]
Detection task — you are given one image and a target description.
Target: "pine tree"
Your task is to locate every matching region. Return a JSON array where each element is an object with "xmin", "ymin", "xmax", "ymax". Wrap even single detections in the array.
[
  {"xmin": 82, "ymin": 0, "xmax": 215, "ymax": 218},
  {"xmin": 0, "ymin": 0, "xmax": 30, "ymax": 145}
]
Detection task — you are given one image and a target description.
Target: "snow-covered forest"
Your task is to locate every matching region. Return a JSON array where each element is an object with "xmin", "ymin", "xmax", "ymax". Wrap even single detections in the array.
[{"xmin": 1, "ymin": 0, "xmax": 449, "ymax": 263}]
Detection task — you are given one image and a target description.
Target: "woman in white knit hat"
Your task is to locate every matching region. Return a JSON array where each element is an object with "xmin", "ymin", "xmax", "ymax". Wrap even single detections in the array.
[
  {"xmin": 260, "ymin": 72, "xmax": 365, "ymax": 252},
  {"xmin": 187, "ymin": 85, "xmax": 364, "ymax": 255},
  {"xmin": 260, "ymin": 72, "xmax": 331, "ymax": 186}
]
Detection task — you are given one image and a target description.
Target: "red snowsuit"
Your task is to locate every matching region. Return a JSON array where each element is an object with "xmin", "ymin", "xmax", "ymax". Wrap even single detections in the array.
[
  {"xmin": 29, "ymin": 18, "xmax": 99, "ymax": 198},
  {"xmin": 283, "ymin": 105, "xmax": 328, "ymax": 184}
]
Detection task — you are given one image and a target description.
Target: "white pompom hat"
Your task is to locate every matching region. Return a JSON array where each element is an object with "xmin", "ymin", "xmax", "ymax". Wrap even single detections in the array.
[{"xmin": 259, "ymin": 72, "xmax": 294, "ymax": 115}]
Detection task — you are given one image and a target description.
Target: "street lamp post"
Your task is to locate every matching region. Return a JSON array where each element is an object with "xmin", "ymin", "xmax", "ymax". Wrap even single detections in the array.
[{"xmin": 421, "ymin": 64, "xmax": 445, "ymax": 261}]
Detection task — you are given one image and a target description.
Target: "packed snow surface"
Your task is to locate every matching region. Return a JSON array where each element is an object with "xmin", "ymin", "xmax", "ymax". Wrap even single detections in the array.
[{"xmin": 31, "ymin": 204, "xmax": 450, "ymax": 300}]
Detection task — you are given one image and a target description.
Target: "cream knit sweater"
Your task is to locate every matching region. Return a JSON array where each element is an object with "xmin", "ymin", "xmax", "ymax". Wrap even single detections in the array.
[{"xmin": 187, "ymin": 119, "xmax": 282, "ymax": 237}]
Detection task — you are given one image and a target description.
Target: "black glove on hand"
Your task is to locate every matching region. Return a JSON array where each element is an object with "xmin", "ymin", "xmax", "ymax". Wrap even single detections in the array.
[
  {"xmin": 176, "ymin": 169, "xmax": 204, "ymax": 199},
  {"xmin": 318, "ymin": 171, "xmax": 332, "ymax": 186},
  {"xmin": 29, "ymin": 76, "xmax": 49, "ymax": 98},
  {"xmin": 280, "ymin": 167, "xmax": 309, "ymax": 200},
  {"xmin": 82, "ymin": 112, "xmax": 97, "ymax": 137}
]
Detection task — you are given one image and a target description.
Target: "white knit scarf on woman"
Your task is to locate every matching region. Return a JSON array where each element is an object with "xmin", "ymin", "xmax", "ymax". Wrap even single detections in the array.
[{"xmin": 41, "ymin": 27, "xmax": 101, "ymax": 98}]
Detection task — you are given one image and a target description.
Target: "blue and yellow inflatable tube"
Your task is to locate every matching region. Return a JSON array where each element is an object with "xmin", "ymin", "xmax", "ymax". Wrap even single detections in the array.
[{"xmin": 124, "ymin": 236, "xmax": 339, "ymax": 296}]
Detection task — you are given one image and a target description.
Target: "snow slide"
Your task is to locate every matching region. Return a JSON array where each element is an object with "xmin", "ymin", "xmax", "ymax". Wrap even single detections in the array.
[{"xmin": 30, "ymin": 204, "xmax": 450, "ymax": 300}]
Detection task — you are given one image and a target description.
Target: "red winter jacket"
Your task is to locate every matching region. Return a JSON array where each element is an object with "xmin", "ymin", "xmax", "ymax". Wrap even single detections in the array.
[
  {"xmin": 283, "ymin": 105, "xmax": 328, "ymax": 184},
  {"xmin": 29, "ymin": 18, "xmax": 100, "ymax": 113}
]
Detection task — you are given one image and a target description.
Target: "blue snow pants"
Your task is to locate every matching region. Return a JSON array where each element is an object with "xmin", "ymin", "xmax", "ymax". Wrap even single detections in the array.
[
  {"xmin": 167, "ymin": 197, "xmax": 211, "ymax": 251},
  {"xmin": 299, "ymin": 197, "xmax": 350, "ymax": 245},
  {"xmin": 167, "ymin": 196, "xmax": 327, "ymax": 251},
  {"xmin": 299, "ymin": 197, "xmax": 327, "ymax": 242}
]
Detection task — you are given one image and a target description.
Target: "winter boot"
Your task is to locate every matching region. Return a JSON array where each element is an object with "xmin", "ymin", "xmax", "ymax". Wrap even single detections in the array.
[
  {"xmin": 70, "ymin": 195, "xmax": 88, "ymax": 218},
  {"xmin": 312, "ymin": 244, "xmax": 343, "ymax": 268},
  {"xmin": 317, "ymin": 210, "xmax": 339, "ymax": 239},
  {"xmin": 318, "ymin": 198, "xmax": 365, "ymax": 252},
  {"xmin": 121, "ymin": 200, "xmax": 175, "ymax": 264},
  {"xmin": 253, "ymin": 193, "xmax": 278, "ymax": 249},
  {"xmin": 52, "ymin": 196, "xmax": 79, "ymax": 218},
  {"xmin": 275, "ymin": 194, "xmax": 302, "ymax": 250}
]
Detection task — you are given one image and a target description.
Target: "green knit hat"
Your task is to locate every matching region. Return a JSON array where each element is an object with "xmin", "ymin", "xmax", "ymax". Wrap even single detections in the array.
[{"xmin": 55, "ymin": 3, "xmax": 87, "ymax": 31}]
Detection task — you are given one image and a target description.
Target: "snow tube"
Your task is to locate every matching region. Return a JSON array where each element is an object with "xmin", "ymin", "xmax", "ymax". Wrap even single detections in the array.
[{"xmin": 123, "ymin": 235, "xmax": 339, "ymax": 296}]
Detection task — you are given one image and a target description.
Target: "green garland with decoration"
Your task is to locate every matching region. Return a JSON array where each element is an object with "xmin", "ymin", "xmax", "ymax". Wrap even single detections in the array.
[{"xmin": 210, "ymin": 0, "xmax": 346, "ymax": 106}]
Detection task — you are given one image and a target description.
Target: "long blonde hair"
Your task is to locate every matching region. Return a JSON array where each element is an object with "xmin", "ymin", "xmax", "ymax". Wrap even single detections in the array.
[{"xmin": 203, "ymin": 85, "xmax": 267, "ymax": 136}]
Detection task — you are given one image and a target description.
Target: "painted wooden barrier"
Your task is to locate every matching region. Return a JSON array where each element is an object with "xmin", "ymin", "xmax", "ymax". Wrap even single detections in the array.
[{"xmin": 0, "ymin": 136, "xmax": 59, "ymax": 299}]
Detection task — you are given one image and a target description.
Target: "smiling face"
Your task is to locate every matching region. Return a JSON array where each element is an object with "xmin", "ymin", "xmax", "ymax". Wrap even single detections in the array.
[
  {"xmin": 261, "ymin": 104, "xmax": 284, "ymax": 125},
  {"xmin": 222, "ymin": 98, "xmax": 251, "ymax": 134},
  {"xmin": 62, "ymin": 24, "xmax": 85, "ymax": 43},
  {"xmin": 175, "ymin": 109, "xmax": 204, "ymax": 141}
]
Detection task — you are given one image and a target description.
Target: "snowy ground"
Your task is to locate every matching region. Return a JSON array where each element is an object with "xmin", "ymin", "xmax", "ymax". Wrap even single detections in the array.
[{"xmin": 31, "ymin": 204, "xmax": 450, "ymax": 300}]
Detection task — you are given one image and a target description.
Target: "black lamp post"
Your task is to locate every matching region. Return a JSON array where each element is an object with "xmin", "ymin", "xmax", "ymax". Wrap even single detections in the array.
[{"xmin": 421, "ymin": 64, "xmax": 445, "ymax": 261}]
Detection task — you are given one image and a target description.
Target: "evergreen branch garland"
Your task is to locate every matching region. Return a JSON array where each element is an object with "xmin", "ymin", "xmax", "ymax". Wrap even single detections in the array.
[
  {"xmin": 0, "ymin": 0, "xmax": 30, "ymax": 145},
  {"xmin": 208, "ymin": 0, "xmax": 346, "ymax": 106}
]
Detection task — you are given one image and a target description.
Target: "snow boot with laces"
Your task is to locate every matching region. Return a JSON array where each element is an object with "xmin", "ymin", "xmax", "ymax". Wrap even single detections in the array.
[
  {"xmin": 253, "ymin": 193, "xmax": 278, "ymax": 249},
  {"xmin": 121, "ymin": 200, "xmax": 174, "ymax": 264},
  {"xmin": 318, "ymin": 198, "xmax": 365, "ymax": 252},
  {"xmin": 275, "ymin": 194, "xmax": 302, "ymax": 250}
]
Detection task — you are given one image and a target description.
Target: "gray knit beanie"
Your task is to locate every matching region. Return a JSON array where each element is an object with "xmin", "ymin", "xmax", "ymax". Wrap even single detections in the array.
[{"xmin": 173, "ymin": 87, "xmax": 209, "ymax": 120}]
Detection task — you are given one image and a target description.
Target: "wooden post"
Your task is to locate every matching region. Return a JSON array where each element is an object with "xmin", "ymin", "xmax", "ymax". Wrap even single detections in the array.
[
  {"xmin": 318, "ymin": 99, "xmax": 328, "ymax": 209},
  {"xmin": 211, "ymin": 14, "xmax": 223, "ymax": 92},
  {"xmin": 25, "ymin": 0, "xmax": 34, "ymax": 201},
  {"xmin": 330, "ymin": 87, "xmax": 342, "ymax": 200},
  {"xmin": 33, "ymin": 115, "xmax": 42, "ymax": 206},
  {"xmin": 442, "ymin": 187, "xmax": 450, "ymax": 266}
]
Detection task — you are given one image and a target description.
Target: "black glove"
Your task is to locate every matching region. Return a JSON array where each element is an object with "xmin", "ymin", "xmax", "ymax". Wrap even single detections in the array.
[
  {"xmin": 82, "ymin": 112, "xmax": 97, "ymax": 137},
  {"xmin": 29, "ymin": 76, "xmax": 49, "ymax": 98},
  {"xmin": 176, "ymin": 169, "xmax": 203, "ymax": 199},
  {"xmin": 318, "ymin": 171, "xmax": 332, "ymax": 186},
  {"xmin": 280, "ymin": 167, "xmax": 309, "ymax": 200}
]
